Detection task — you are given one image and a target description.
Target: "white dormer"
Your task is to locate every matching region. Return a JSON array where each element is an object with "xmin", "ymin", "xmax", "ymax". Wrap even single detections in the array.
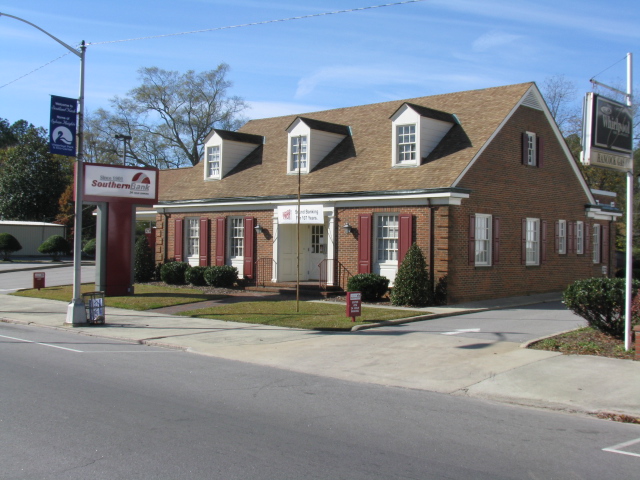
[
  {"xmin": 203, "ymin": 130, "xmax": 263, "ymax": 180},
  {"xmin": 286, "ymin": 117, "xmax": 350, "ymax": 174},
  {"xmin": 390, "ymin": 103, "xmax": 458, "ymax": 167}
]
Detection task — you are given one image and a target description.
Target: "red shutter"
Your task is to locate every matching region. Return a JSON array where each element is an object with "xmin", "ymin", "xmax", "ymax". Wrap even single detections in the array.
[
  {"xmin": 537, "ymin": 136, "xmax": 544, "ymax": 168},
  {"xmin": 554, "ymin": 221, "xmax": 560, "ymax": 253},
  {"xmin": 215, "ymin": 217, "xmax": 226, "ymax": 266},
  {"xmin": 601, "ymin": 224, "xmax": 609, "ymax": 266},
  {"xmin": 199, "ymin": 218, "xmax": 210, "ymax": 266},
  {"xmin": 521, "ymin": 132, "xmax": 529, "ymax": 165},
  {"xmin": 492, "ymin": 217, "xmax": 500, "ymax": 265},
  {"xmin": 243, "ymin": 217, "xmax": 255, "ymax": 279},
  {"xmin": 567, "ymin": 221, "xmax": 575, "ymax": 254},
  {"xmin": 521, "ymin": 219, "xmax": 527, "ymax": 265},
  {"xmin": 398, "ymin": 214, "xmax": 413, "ymax": 265},
  {"xmin": 541, "ymin": 220, "xmax": 547, "ymax": 263},
  {"xmin": 358, "ymin": 214, "xmax": 372, "ymax": 274},
  {"xmin": 174, "ymin": 218, "xmax": 183, "ymax": 262},
  {"xmin": 468, "ymin": 214, "xmax": 476, "ymax": 266}
]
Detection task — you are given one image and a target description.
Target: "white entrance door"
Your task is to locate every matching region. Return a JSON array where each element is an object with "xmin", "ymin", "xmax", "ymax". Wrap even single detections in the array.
[{"xmin": 278, "ymin": 224, "xmax": 310, "ymax": 281}]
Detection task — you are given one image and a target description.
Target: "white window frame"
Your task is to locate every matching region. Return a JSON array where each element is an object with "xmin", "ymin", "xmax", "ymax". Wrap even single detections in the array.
[
  {"xmin": 290, "ymin": 135, "xmax": 308, "ymax": 173},
  {"xmin": 396, "ymin": 124, "xmax": 417, "ymax": 165},
  {"xmin": 376, "ymin": 214, "xmax": 399, "ymax": 263},
  {"xmin": 206, "ymin": 145, "xmax": 221, "ymax": 179},
  {"xmin": 475, "ymin": 214, "xmax": 492, "ymax": 266},
  {"xmin": 576, "ymin": 221, "xmax": 584, "ymax": 255},
  {"xmin": 525, "ymin": 131, "xmax": 537, "ymax": 166},
  {"xmin": 592, "ymin": 224, "xmax": 601, "ymax": 264},
  {"xmin": 558, "ymin": 220, "xmax": 567, "ymax": 255},
  {"xmin": 185, "ymin": 217, "xmax": 199, "ymax": 265},
  {"xmin": 526, "ymin": 218, "xmax": 540, "ymax": 266},
  {"xmin": 229, "ymin": 217, "xmax": 244, "ymax": 259}
]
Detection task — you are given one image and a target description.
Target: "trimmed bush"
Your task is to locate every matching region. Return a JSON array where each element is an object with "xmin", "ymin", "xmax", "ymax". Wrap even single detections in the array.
[
  {"xmin": 204, "ymin": 265, "xmax": 238, "ymax": 288},
  {"xmin": 346, "ymin": 273, "xmax": 389, "ymax": 302},
  {"xmin": 160, "ymin": 261, "xmax": 189, "ymax": 285},
  {"xmin": 390, "ymin": 243, "xmax": 433, "ymax": 306},
  {"xmin": 185, "ymin": 266, "xmax": 207, "ymax": 286},
  {"xmin": 134, "ymin": 236, "xmax": 155, "ymax": 283},
  {"xmin": 563, "ymin": 277, "xmax": 640, "ymax": 339},
  {"xmin": 433, "ymin": 275, "xmax": 448, "ymax": 306},
  {"xmin": 37, "ymin": 235, "xmax": 70, "ymax": 261},
  {"xmin": 0, "ymin": 233, "xmax": 22, "ymax": 260},
  {"xmin": 82, "ymin": 238, "xmax": 96, "ymax": 257}
]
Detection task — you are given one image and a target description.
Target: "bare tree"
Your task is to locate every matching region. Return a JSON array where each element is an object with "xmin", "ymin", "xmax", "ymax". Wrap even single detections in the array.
[{"xmin": 84, "ymin": 63, "xmax": 248, "ymax": 168}]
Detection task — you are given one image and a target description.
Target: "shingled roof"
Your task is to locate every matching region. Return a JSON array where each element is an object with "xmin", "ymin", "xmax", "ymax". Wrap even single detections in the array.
[{"xmin": 158, "ymin": 82, "xmax": 534, "ymax": 203}]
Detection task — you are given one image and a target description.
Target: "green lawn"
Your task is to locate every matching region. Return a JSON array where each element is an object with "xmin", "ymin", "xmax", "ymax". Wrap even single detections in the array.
[
  {"xmin": 11, "ymin": 284, "xmax": 427, "ymax": 329},
  {"xmin": 181, "ymin": 300, "xmax": 426, "ymax": 330}
]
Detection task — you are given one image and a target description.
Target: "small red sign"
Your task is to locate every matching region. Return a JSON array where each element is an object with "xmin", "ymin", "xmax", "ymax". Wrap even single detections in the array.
[
  {"xmin": 346, "ymin": 291, "xmax": 362, "ymax": 322},
  {"xmin": 33, "ymin": 272, "xmax": 45, "ymax": 290}
]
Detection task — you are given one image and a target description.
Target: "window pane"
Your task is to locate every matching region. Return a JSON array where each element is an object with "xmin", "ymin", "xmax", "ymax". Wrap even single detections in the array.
[
  {"xmin": 377, "ymin": 215, "xmax": 398, "ymax": 262},
  {"xmin": 187, "ymin": 218, "xmax": 199, "ymax": 257},
  {"xmin": 475, "ymin": 215, "xmax": 491, "ymax": 265},
  {"xmin": 397, "ymin": 125, "xmax": 416, "ymax": 163},
  {"xmin": 207, "ymin": 146, "xmax": 220, "ymax": 177},
  {"xmin": 230, "ymin": 218, "xmax": 244, "ymax": 257}
]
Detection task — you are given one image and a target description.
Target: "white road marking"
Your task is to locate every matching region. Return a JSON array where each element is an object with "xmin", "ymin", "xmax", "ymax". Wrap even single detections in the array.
[
  {"xmin": 0, "ymin": 333, "xmax": 83, "ymax": 352},
  {"xmin": 442, "ymin": 328, "xmax": 481, "ymax": 336},
  {"xmin": 603, "ymin": 437, "xmax": 640, "ymax": 458}
]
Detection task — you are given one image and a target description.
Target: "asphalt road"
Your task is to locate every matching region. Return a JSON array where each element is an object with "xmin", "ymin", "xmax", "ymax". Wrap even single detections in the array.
[
  {"xmin": 372, "ymin": 300, "xmax": 587, "ymax": 343},
  {"xmin": 0, "ymin": 264, "xmax": 96, "ymax": 294},
  {"xmin": 1, "ymin": 322, "xmax": 638, "ymax": 480}
]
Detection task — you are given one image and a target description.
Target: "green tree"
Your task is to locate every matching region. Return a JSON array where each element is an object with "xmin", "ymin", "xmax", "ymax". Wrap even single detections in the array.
[
  {"xmin": 134, "ymin": 235, "xmax": 155, "ymax": 283},
  {"xmin": 0, "ymin": 124, "xmax": 73, "ymax": 221},
  {"xmin": 390, "ymin": 243, "xmax": 433, "ymax": 306},
  {"xmin": 0, "ymin": 233, "xmax": 22, "ymax": 261},
  {"xmin": 84, "ymin": 64, "xmax": 248, "ymax": 168},
  {"xmin": 38, "ymin": 235, "xmax": 70, "ymax": 261}
]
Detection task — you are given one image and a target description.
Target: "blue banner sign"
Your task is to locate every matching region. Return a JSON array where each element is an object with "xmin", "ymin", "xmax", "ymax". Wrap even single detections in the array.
[{"xmin": 49, "ymin": 95, "xmax": 77, "ymax": 157}]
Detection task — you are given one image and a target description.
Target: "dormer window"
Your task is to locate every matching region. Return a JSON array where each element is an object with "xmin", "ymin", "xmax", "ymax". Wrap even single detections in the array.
[
  {"xmin": 202, "ymin": 129, "xmax": 263, "ymax": 180},
  {"xmin": 286, "ymin": 117, "xmax": 350, "ymax": 174},
  {"xmin": 390, "ymin": 103, "xmax": 457, "ymax": 168},
  {"xmin": 206, "ymin": 145, "xmax": 221, "ymax": 179},
  {"xmin": 290, "ymin": 135, "xmax": 308, "ymax": 172},
  {"xmin": 397, "ymin": 125, "xmax": 417, "ymax": 164}
]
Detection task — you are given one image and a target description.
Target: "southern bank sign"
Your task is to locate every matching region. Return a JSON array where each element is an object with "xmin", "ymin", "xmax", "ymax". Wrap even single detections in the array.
[
  {"xmin": 581, "ymin": 93, "xmax": 633, "ymax": 172},
  {"xmin": 83, "ymin": 164, "xmax": 158, "ymax": 202}
]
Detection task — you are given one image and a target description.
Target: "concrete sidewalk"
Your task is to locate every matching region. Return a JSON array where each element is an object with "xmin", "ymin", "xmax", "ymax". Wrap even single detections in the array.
[{"xmin": 0, "ymin": 292, "xmax": 638, "ymax": 420}]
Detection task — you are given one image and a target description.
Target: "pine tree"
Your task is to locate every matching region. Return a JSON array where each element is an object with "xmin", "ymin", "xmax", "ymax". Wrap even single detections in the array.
[{"xmin": 390, "ymin": 243, "xmax": 433, "ymax": 306}]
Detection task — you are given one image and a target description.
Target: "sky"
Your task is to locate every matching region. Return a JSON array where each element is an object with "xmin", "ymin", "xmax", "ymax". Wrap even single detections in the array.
[{"xmin": 0, "ymin": 0, "xmax": 638, "ymax": 130}]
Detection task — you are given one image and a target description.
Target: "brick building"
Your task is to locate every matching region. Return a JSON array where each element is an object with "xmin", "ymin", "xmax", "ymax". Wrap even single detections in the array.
[{"xmin": 151, "ymin": 82, "xmax": 620, "ymax": 304}]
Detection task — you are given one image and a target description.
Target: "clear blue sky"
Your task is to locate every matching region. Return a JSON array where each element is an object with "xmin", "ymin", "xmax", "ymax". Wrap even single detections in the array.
[{"xmin": 1, "ymin": 0, "xmax": 638, "ymax": 130}]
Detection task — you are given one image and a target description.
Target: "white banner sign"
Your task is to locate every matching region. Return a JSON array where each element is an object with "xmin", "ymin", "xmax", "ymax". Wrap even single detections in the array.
[
  {"xmin": 84, "ymin": 165, "xmax": 157, "ymax": 200},
  {"xmin": 277, "ymin": 205, "xmax": 323, "ymax": 224}
]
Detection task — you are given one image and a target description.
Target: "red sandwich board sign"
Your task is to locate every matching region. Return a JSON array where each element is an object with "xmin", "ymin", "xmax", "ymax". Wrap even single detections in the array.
[{"xmin": 346, "ymin": 291, "xmax": 362, "ymax": 322}]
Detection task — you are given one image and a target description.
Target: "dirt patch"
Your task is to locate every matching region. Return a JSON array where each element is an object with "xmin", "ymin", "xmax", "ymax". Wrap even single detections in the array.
[{"xmin": 528, "ymin": 327, "xmax": 635, "ymax": 360}]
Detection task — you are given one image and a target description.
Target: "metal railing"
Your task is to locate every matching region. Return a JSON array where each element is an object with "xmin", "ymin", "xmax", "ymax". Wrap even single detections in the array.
[
  {"xmin": 318, "ymin": 259, "xmax": 352, "ymax": 291},
  {"xmin": 255, "ymin": 257, "xmax": 276, "ymax": 287}
]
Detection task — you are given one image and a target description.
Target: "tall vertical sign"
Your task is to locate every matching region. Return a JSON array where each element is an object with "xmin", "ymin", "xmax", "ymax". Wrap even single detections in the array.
[{"xmin": 49, "ymin": 95, "xmax": 77, "ymax": 157}]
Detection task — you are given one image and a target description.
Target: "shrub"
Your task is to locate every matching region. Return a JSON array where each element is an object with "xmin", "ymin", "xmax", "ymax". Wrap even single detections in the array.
[
  {"xmin": 204, "ymin": 265, "xmax": 238, "ymax": 288},
  {"xmin": 346, "ymin": 273, "xmax": 389, "ymax": 302},
  {"xmin": 37, "ymin": 235, "xmax": 70, "ymax": 261},
  {"xmin": 0, "ymin": 233, "xmax": 22, "ymax": 260},
  {"xmin": 134, "ymin": 236, "xmax": 155, "ymax": 283},
  {"xmin": 160, "ymin": 261, "xmax": 189, "ymax": 285},
  {"xmin": 563, "ymin": 277, "xmax": 640, "ymax": 339},
  {"xmin": 185, "ymin": 266, "xmax": 208, "ymax": 286},
  {"xmin": 433, "ymin": 275, "xmax": 448, "ymax": 306},
  {"xmin": 82, "ymin": 238, "xmax": 96, "ymax": 257},
  {"xmin": 390, "ymin": 243, "xmax": 433, "ymax": 306}
]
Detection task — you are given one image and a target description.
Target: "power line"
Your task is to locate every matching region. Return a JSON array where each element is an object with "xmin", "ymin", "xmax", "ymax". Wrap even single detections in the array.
[
  {"xmin": 88, "ymin": 0, "xmax": 426, "ymax": 46},
  {"xmin": 1, "ymin": 1, "xmax": 427, "ymax": 89},
  {"xmin": 589, "ymin": 54, "xmax": 629, "ymax": 83}
]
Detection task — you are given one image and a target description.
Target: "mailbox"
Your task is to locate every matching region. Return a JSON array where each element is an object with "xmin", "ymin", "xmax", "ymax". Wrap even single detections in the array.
[
  {"xmin": 33, "ymin": 272, "xmax": 45, "ymax": 290},
  {"xmin": 346, "ymin": 291, "xmax": 362, "ymax": 322}
]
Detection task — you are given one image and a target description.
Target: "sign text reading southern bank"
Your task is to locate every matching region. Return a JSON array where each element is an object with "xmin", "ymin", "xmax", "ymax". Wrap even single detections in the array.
[{"xmin": 84, "ymin": 165, "xmax": 158, "ymax": 200}]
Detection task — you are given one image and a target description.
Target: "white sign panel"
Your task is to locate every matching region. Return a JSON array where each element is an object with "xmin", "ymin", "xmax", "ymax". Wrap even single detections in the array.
[
  {"xmin": 84, "ymin": 165, "xmax": 158, "ymax": 200},
  {"xmin": 277, "ymin": 205, "xmax": 324, "ymax": 224}
]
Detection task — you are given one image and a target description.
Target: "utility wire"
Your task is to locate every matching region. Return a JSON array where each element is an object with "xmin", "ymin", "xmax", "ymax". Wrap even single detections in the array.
[
  {"xmin": 1, "ymin": 0, "xmax": 426, "ymax": 88},
  {"xmin": 589, "ymin": 54, "xmax": 629, "ymax": 82}
]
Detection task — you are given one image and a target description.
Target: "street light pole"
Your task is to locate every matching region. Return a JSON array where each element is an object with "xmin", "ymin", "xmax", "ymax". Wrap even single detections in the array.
[
  {"xmin": 0, "ymin": 12, "xmax": 87, "ymax": 324},
  {"xmin": 115, "ymin": 134, "xmax": 132, "ymax": 166}
]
